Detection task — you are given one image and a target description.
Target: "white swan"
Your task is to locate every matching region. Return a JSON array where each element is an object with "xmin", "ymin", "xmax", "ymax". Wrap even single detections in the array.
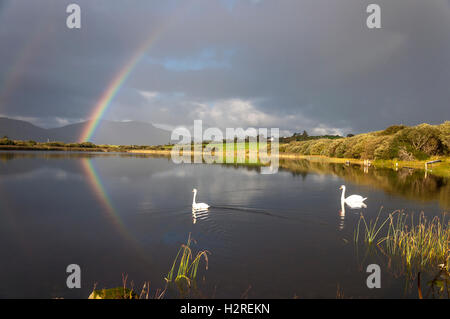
[
  {"xmin": 340, "ymin": 185, "xmax": 367, "ymax": 209},
  {"xmin": 192, "ymin": 188, "xmax": 209, "ymax": 211}
]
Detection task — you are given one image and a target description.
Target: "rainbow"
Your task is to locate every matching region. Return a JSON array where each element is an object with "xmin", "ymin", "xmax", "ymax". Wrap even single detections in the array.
[
  {"xmin": 81, "ymin": 158, "xmax": 129, "ymax": 239},
  {"xmin": 78, "ymin": 0, "xmax": 193, "ymax": 143},
  {"xmin": 79, "ymin": 29, "xmax": 164, "ymax": 142},
  {"xmin": 80, "ymin": 157, "xmax": 151, "ymax": 262}
]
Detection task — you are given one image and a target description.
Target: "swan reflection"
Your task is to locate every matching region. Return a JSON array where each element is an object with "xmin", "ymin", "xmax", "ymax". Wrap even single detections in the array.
[
  {"xmin": 192, "ymin": 209, "xmax": 209, "ymax": 224},
  {"xmin": 339, "ymin": 202, "xmax": 345, "ymax": 231}
]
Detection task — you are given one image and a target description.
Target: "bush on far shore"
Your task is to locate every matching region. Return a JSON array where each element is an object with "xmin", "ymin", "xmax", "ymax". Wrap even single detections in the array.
[{"xmin": 284, "ymin": 122, "xmax": 450, "ymax": 161}]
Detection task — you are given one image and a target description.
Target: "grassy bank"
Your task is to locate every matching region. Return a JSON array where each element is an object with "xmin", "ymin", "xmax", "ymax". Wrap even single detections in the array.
[{"xmin": 282, "ymin": 122, "xmax": 450, "ymax": 161}]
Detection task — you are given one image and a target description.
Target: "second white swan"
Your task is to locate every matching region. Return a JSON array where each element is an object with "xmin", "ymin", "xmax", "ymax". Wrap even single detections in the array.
[
  {"xmin": 192, "ymin": 188, "xmax": 210, "ymax": 211},
  {"xmin": 340, "ymin": 185, "xmax": 367, "ymax": 208}
]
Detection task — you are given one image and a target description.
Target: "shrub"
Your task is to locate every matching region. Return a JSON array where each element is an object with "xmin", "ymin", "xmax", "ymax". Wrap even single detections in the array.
[
  {"xmin": 378, "ymin": 125, "xmax": 407, "ymax": 136},
  {"xmin": 333, "ymin": 140, "xmax": 347, "ymax": 158},
  {"xmin": 44, "ymin": 141, "xmax": 65, "ymax": 147},
  {"xmin": 78, "ymin": 142, "xmax": 97, "ymax": 148},
  {"xmin": 438, "ymin": 121, "xmax": 450, "ymax": 154},
  {"xmin": 309, "ymin": 140, "xmax": 332, "ymax": 155},
  {"xmin": 283, "ymin": 122, "xmax": 449, "ymax": 160},
  {"xmin": 0, "ymin": 137, "xmax": 15, "ymax": 145},
  {"xmin": 398, "ymin": 147, "xmax": 415, "ymax": 161}
]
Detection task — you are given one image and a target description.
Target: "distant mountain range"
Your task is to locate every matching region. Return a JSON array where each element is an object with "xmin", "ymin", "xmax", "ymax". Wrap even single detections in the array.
[{"xmin": 0, "ymin": 117, "xmax": 171, "ymax": 145}]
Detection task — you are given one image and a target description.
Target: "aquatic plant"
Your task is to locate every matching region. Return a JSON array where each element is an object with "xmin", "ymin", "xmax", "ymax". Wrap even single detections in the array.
[
  {"xmin": 88, "ymin": 274, "xmax": 152, "ymax": 299},
  {"xmin": 355, "ymin": 211, "xmax": 449, "ymax": 270},
  {"xmin": 381, "ymin": 212, "xmax": 449, "ymax": 269},
  {"xmin": 164, "ymin": 234, "xmax": 210, "ymax": 296},
  {"xmin": 354, "ymin": 208, "xmax": 391, "ymax": 245},
  {"xmin": 87, "ymin": 235, "xmax": 209, "ymax": 299},
  {"xmin": 89, "ymin": 287, "xmax": 138, "ymax": 299},
  {"xmin": 418, "ymin": 262, "xmax": 449, "ymax": 299}
]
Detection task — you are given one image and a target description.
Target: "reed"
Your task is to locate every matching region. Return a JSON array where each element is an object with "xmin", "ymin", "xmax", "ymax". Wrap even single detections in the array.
[
  {"xmin": 355, "ymin": 210, "xmax": 449, "ymax": 270},
  {"xmin": 164, "ymin": 234, "xmax": 210, "ymax": 295},
  {"xmin": 354, "ymin": 208, "xmax": 391, "ymax": 245},
  {"xmin": 88, "ymin": 235, "xmax": 209, "ymax": 299},
  {"xmin": 382, "ymin": 212, "xmax": 449, "ymax": 269}
]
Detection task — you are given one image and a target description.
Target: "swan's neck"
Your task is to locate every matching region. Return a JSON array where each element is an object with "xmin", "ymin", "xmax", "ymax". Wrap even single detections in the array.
[
  {"xmin": 192, "ymin": 191, "xmax": 197, "ymax": 205},
  {"xmin": 341, "ymin": 187, "xmax": 346, "ymax": 202}
]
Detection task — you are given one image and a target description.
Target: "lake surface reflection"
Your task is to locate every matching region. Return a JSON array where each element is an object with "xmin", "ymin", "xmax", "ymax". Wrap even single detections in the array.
[{"xmin": 0, "ymin": 151, "xmax": 448, "ymax": 298}]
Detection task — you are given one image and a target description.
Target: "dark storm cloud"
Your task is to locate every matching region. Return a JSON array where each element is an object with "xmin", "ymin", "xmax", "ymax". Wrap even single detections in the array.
[{"xmin": 0, "ymin": 0, "xmax": 449, "ymax": 134}]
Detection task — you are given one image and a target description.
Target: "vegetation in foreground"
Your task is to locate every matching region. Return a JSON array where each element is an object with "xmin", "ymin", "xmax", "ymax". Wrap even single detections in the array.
[
  {"xmin": 88, "ymin": 214, "xmax": 448, "ymax": 299},
  {"xmin": 355, "ymin": 211, "xmax": 449, "ymax": 269},
  {"xmin": 355, "ymin": 210, "xmax": 449, "ymax": 298},
  {"xmin": 418, "ymin": 262, "xmax": 449, "ymax": 299},
  {"xmin": 164, "ymin": 234, "xmax": 210, "ymax": 298},
  {"xmin": 89, "ymin": 286, "xmax": 139, "ymax": 299},
  {"xmin": 89, "ymin": 234, "xmax": 209, "ymax": 299}
]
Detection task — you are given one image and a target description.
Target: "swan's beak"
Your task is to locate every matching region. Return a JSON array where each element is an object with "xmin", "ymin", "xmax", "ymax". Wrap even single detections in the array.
[{"xmin": 339, "ymin": 186, "xmax": 342, "ymax": 190}]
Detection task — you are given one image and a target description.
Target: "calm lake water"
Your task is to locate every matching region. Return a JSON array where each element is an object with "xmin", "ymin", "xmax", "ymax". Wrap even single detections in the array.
[{"xmin": 0, "ymin": 151, "xmax": 448, "ymax": 298}]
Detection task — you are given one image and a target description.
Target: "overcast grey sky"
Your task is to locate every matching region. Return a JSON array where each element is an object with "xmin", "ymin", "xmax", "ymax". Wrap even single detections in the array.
[{"xmin": 0, "ymin": 0, "xmax": 449, "ymax": 136}]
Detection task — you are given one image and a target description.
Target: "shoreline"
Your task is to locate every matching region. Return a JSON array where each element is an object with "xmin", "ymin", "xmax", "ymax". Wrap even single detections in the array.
[
  {"xmin": 0, "ymin": 145, "xmax": 109, "ymax": 152},
  {"xmin": 127, "ymin": 150, "xmax": 450, "ymax": 177},
  {"xmin": 1, "ymin": 146, "xmax": 448, "ymax": 177}
]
